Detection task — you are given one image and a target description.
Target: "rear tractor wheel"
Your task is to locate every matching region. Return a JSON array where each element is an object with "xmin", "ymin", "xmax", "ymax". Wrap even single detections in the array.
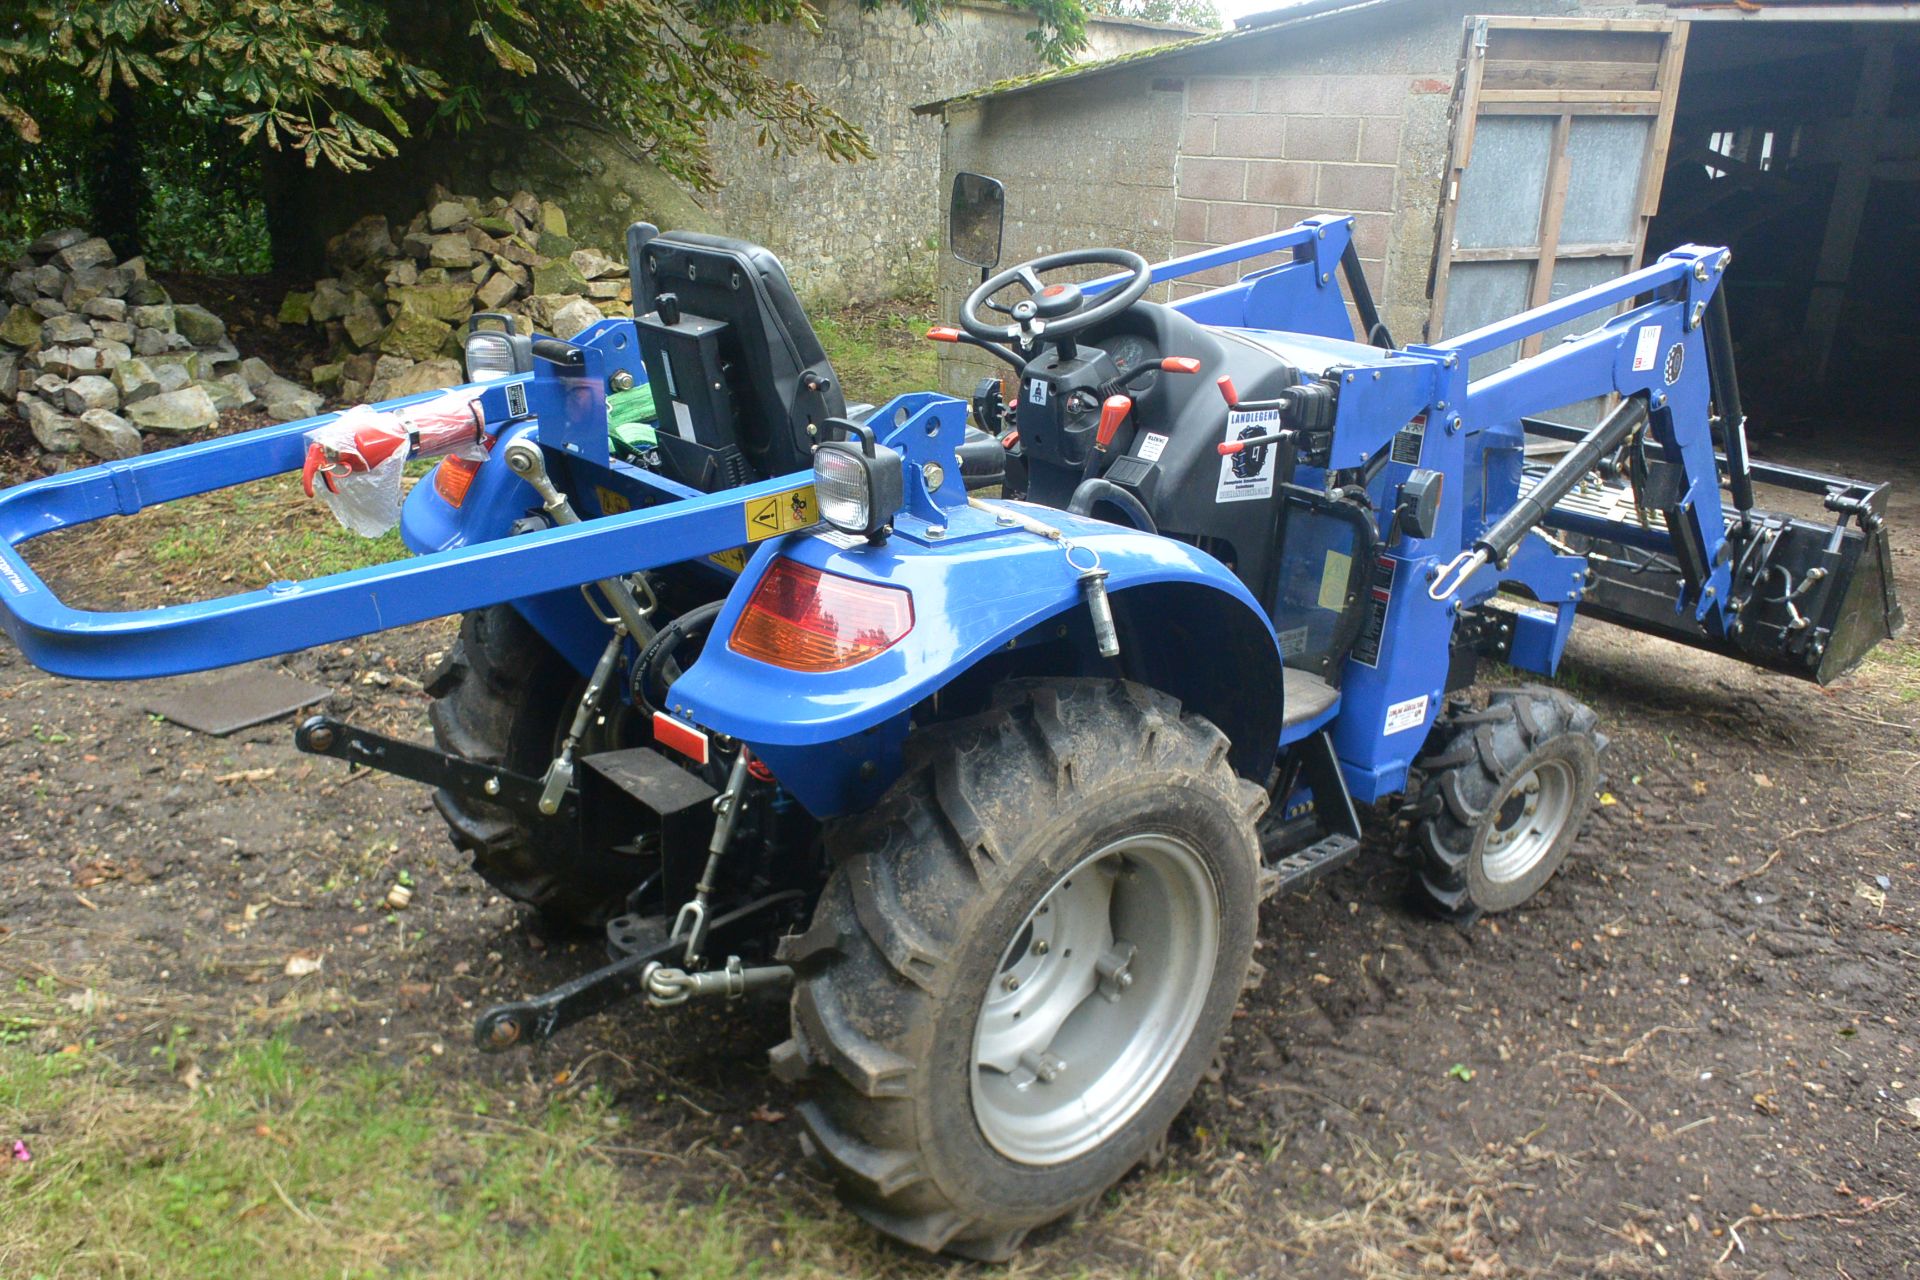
[
  {"xmin": 1409, "ymin": 685, "xmax": 1604, "ymax": 919},
  {"xmin": 425, "ymin": 604, "xmax": 644, "ymax": 929},
  {"xmin": 771, "ymin": 679, "xmax": 1265, "ymax": 1259}
]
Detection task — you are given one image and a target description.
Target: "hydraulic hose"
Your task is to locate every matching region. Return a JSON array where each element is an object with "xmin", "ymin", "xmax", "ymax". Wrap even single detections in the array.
[
  {"xmin": 1067, "ymin": 478, "xmax": 1157, "ymax": 534},
  {"xmin": 633, "ymin": 600, "xmax": 725, "ymax": 715}
]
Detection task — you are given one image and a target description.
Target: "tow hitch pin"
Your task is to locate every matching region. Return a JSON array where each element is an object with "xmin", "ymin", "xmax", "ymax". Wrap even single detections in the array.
[{"xmin": 1081, "ymin": 566, "xmax": 1119, "ymax": 658}]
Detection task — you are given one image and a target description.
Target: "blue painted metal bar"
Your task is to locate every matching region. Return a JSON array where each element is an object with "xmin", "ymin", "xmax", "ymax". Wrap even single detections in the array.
[
  {"xmin": 1434, "ymin": 257, "xmax": 1687, "ymax": 360},
  {"xmin": 1082, "ymin": 219, "xmax": 1338, "ymax": 296},
  {"xmin": 0, "ymin": 436, "xmax": 815, "ymax": 680}
]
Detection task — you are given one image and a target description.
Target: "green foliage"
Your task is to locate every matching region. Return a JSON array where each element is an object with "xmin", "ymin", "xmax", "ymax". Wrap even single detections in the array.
[
  {"xmin": 0, "ymin": 0, "xmax": 1101, "ymax": 210},
  {"xmin": 0, "ymin": 1035, "xmax": 768, "ymax": 1279}
]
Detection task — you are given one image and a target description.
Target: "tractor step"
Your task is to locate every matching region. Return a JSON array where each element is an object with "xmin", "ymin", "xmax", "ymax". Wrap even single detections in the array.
[{"xmin": 1258, "ymin": 833, "xmax": 1361, "ymax": 900}]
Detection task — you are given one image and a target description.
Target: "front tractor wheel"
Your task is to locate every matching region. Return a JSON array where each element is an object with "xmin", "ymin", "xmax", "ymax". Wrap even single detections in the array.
[
  {"xmin": 772, "ymin": 680, "xmax": 1264, "ymax": 1260},
  {"xmin": 1410, "ymin": 685, "xmax": 1604, "ymax": 919}
]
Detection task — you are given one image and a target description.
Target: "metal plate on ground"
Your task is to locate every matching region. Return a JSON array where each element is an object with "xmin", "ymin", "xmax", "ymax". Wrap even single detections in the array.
[{"xmin": 144, "ymin": 669, "xmax": 332, "ymax": 736}]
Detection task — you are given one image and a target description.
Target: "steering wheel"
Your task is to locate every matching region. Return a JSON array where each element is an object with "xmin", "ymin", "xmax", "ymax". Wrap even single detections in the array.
[{"xmin": 961, "ymin": 248, "xmax": 1152, "ymax": 346}]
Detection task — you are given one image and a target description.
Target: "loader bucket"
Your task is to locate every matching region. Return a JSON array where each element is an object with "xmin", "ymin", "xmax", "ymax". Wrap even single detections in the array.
[
  {"xmin": 1814, "ymin": 516, "xmax": 1904, "ymax": 683},
  {"xmin": 1542, "ymin": 456, "xmax": 1903, "ymax": 686}
]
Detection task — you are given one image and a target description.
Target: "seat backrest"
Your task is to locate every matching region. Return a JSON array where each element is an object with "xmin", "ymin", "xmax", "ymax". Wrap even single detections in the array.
[{"xmin": 627, "ymin": 224, "xmax": 844, "ymax": 489}]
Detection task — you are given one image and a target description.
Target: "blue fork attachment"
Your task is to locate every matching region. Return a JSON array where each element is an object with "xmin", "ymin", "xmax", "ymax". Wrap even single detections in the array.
[{"xmin": 0, "ymin": 388, "xmax": 813, "ymax": 681}]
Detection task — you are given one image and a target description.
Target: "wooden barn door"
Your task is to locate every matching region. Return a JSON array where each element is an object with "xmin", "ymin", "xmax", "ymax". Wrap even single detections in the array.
[{"xmin": 1426, "ymin": 16, "xmax": 1689, "ymax": 379}]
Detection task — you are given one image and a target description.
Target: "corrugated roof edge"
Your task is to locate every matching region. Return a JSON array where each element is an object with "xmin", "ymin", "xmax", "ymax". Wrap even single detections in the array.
[{"xmin": 911, "ymin": 0, "xmax": 1410, "ymax": 114}]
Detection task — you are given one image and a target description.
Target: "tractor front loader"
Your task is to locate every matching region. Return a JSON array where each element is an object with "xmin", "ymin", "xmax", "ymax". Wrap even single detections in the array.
[{"xmin": 0, "ymin": 175, "xmax": 1899, "ymax": 1258}]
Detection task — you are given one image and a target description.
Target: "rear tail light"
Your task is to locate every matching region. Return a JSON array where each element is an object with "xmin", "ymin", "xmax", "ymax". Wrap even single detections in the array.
[
  {"xmin": 729, "ymin": 558, "xmax": 913, "ymax": 672},
  {"xmin": 432, "ymin": 435, "xmax": 494, "ymax": 507}
]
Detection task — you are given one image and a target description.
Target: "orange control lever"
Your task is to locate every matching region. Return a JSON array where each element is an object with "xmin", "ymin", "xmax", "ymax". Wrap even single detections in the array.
[
  {"xmin": 1160, "ymin": 357, "xmax": 1202, "ymax": 374},
  {"xmin": 925, "ymin": 326, "xmax": 962, "ymax": 342},
  {"xmin": 1216, "ymin": 375, "xmax": 1239, "ymax": 408},
  {"xmin": 1095, "ymin": 394, "xmax": 1132, "ymax": 451}
]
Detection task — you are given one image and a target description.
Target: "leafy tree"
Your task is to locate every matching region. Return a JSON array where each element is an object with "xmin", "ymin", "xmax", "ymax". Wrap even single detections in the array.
[{"xmin": 0, "ymin": 0, "xmax": 1098, "ymax": 265}]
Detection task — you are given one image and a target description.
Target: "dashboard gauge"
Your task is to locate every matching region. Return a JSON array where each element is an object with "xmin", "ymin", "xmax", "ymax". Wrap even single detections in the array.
[{"xmin": 1102, "ymin": 334, "xmax": 1160, "ymax": 394}]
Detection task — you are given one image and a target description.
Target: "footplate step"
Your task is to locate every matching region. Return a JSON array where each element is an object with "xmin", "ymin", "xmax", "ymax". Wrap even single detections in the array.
[{"xmin": 1259, "ymin": 833, "xmax": 1361, "ymax": 900}]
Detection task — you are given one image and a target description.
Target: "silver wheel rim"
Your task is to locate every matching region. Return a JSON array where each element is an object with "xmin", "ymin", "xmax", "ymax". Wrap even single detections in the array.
[
  {"xmin": 1481, "ymin": 758, "xmax": 1576, "ymax": 884},
  {"xmin": 970, "ymin": 834, "xmax": 1218, "ymax": 1166}
]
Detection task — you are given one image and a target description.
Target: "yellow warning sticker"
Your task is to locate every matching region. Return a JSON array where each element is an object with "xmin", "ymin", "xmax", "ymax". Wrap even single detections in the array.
[
  {"xmin": 708, "ymin": 545, "xmax": 750, "ymax": 573},
  {"xmin": 1317, "ymin": 549, "xmax": 1352, "ymax": 613},
  {"xmin": 744, "ymin": 486, "xmax": 819, "ymax": 543},
  {"xmin": 596, "ymin": 486, "xmax": 632, "ymax": 515}
]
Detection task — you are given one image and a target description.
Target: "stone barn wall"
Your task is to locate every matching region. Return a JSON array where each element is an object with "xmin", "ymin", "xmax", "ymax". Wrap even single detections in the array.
[{"xmin": 703, "ymin": 0, "xmax": 1191, "ymax": 305}]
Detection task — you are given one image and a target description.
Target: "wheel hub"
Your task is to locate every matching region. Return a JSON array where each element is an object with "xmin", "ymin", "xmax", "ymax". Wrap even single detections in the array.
[
  {"xmin": 1481, "ymin": 758, "xmax": 1576, "ymax": 884},
  {"xmin": 970, "ymin": 833, "xmax": 1218, "ymax": 1166}
]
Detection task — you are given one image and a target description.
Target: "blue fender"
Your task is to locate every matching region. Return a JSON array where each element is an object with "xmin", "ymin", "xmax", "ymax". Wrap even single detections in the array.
[{"xmin": 669, "ymin": 503, "xmax": 1285, "ymax": 818}]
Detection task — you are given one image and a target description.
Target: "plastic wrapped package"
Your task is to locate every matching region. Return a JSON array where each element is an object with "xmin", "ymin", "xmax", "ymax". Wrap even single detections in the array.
[{"xmin": 302, "ymin": 389, "xmax": 489, "ymax": 536}]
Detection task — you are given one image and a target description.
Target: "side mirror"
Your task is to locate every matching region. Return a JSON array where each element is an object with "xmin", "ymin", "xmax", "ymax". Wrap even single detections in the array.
[{"xmin": 949, "ymin": 172, "xmax": 1005, "ymax": 271}]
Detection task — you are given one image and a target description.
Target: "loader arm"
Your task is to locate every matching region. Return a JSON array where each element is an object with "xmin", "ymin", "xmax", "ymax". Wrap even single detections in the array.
[{"xmin": 1419, "ymin": 244, "xmax": 1900, "ymax": 685}]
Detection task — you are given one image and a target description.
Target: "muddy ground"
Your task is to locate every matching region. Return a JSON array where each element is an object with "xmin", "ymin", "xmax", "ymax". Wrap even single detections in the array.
[{"xmin": 1, "ymin": 416, "xmax": 1915, "ymax": 1277}]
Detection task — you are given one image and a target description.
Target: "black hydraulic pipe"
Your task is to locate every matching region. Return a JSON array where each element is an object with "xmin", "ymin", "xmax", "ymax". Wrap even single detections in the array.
[
  {"xmin": 1703, "ymin": 285, "xmax": 1756, "ymax": 519},
  {"xmin": 1479, "ymin": 395, "xmax": 1649, "ymax": 565},
  {"xmin": 1067, "ymin": 478, "xmax": 1157, "ymax": 534},
  {"xmin": 1340, "ymin": 241, "xmax": 1393, "ymax": 349}
]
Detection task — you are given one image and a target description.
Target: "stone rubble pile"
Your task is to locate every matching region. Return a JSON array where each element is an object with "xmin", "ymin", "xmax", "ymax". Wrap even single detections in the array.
[
  {"xmin": 2, "ymin": 229, "xmax": 322, "ymax": 463},
  {"xmin": 282, "ymin": 188, "xmax": 633, "ymax": 405}
]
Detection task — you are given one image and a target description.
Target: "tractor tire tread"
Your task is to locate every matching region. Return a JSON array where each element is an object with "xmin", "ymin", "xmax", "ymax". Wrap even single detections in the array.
[
  {"xmin": 1411, "ymin": 685, "xmax": 1600, "ymax": 921},
  {"xmin": 785, "ymin": 678, "xmax": 1262, "ymax": 1256},
  {"xmin": 426, "ymin": 605, "xmax": 639, "ymax": 928}
]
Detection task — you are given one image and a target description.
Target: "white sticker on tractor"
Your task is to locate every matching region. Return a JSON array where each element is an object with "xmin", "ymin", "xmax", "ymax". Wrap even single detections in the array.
[
  {"xmin": 1632, "ymin": 324, "xmax": 1661, "ymax": 372},
  {"xmin": 1277, "ymin": 625, "xmax": 1309, "ymax": 658},
  {"xmin": 1216, "ymin": 408, "xmax": 1279, "ymax": 504},
  {"xmin": 0, "ymin": 558, "xmax": 31, "ymax": 595},
  {"xmin": 1027, "ymin": 378, "xmax": 1049, "ymax": 406},
  {"xmin": 1137, "ymin": 432, "xmax": 1170, "ymax": 463},
  {"xmin": 1383, "ymin": 693, "xmax": 1430, "ymax": 736}
]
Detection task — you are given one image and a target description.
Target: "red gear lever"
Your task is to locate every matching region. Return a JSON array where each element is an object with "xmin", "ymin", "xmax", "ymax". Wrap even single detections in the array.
[{"xmin": 1094, "ymin": 394, "xmax": 1132, "ymax": 451}]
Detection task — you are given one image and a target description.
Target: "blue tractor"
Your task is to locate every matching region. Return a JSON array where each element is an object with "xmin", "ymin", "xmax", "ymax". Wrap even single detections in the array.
[{"xmin": 0, "ymin": 173, "xmax": 1901, "ymax": 1258}]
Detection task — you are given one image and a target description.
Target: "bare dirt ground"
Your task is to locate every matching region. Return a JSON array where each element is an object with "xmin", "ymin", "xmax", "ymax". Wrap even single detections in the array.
[{"xmin": 1, "ymin": 416, "xmax": 1915, "ymax": 1277}]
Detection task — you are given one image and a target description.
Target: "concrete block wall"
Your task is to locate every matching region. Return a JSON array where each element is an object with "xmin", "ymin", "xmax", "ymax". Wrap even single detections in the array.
[
  {"xmin": 930, "ymin": 0, "xmax": 1667, "ymax": 396},
  {"xmin": 935, "ymin": 65, "xmax": 1187, "ymax": 396},
  {"xmin": 1169, "ymin": 69, "xmax": 1442, "ymax": 327}
]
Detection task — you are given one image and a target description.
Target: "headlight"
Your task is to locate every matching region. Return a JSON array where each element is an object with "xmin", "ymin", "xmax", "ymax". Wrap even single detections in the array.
[
  {"xmin": 813, "ymin": 429, "xmax": 904, "ymax": 541},
  {"xmin": 464, "ymin": 313, "xmax": 532, "ymax": 383}
]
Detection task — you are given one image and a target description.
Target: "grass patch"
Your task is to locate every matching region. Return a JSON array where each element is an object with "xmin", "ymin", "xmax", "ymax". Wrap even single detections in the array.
[
  {"xmin": 25, "ymin": 476, "xmax": 410, "ymax": 612},
  {"xmin": 812, "ymin": 293, "xmax": 939, "ymax": 407},
  {"xmin": 0, "ymin": 1037, "xmax": 766, "ymax": 1280}
]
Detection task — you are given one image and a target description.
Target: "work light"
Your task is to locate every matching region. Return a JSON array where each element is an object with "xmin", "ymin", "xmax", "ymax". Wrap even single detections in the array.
[
  {"xmin": 812, "ymin": 421, "xmax": 904, "ymax": 541},
  {"xmin": 463, "ymin": 312, "xmax": 533, "ymax": 383}
]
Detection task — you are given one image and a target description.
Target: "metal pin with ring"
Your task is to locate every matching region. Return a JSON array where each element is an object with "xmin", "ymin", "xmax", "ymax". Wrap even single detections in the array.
[{"xmin": 1067, "ymin": 543, "xmax": 1120, "ymax": 658}]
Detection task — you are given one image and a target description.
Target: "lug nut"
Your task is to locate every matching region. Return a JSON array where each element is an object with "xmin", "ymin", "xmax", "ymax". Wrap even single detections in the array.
[
  {"xmin": 1003, "ymin": 974, "xmax": 1020, "ymax": 992},
  {"xmin": 1031, "ymin": 939, "xmax": 1049, "ymax": 956}
]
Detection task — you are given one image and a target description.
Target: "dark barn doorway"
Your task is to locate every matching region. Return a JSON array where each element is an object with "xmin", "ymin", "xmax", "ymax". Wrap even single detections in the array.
[{"xmin": 1647, "ymin": 18, "xmax": 1920, "ymax": 435}]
